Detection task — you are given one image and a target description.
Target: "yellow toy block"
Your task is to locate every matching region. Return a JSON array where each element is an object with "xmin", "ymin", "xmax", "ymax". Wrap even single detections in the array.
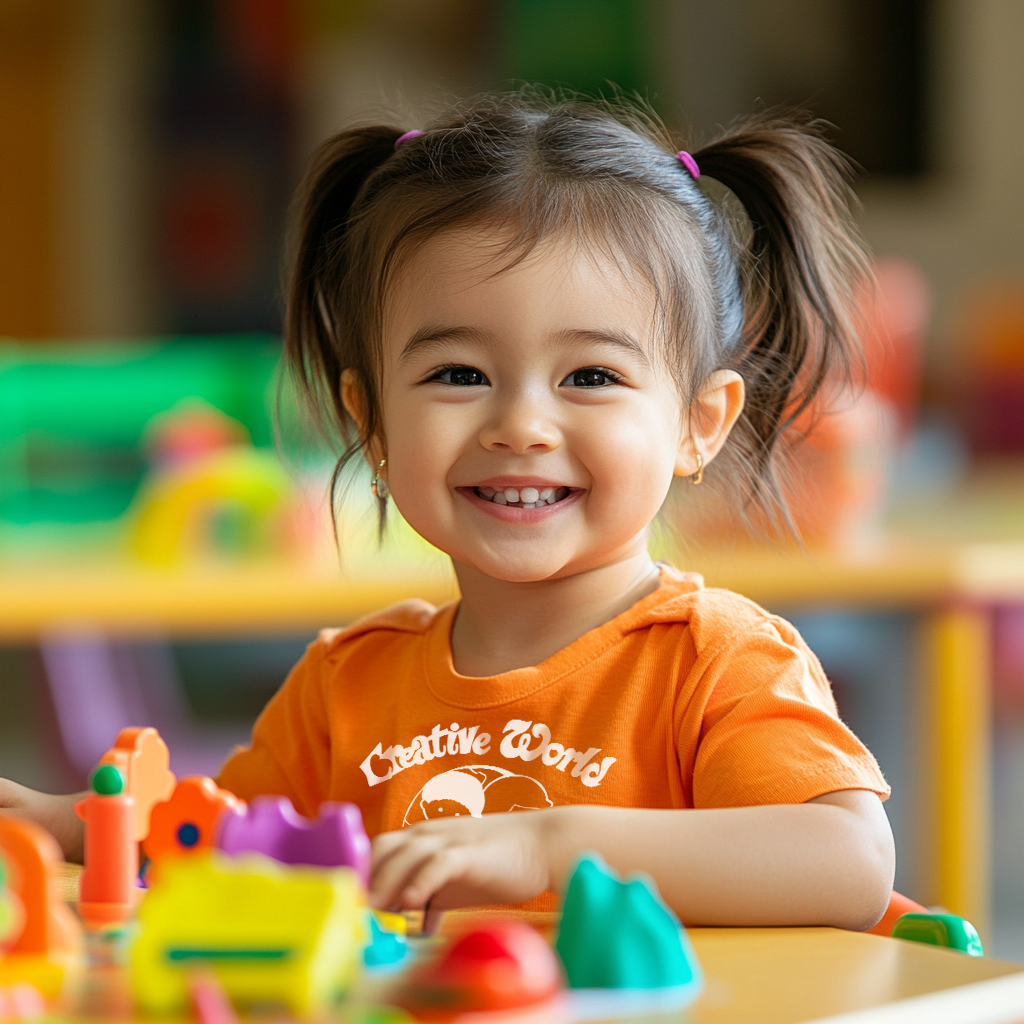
[{"xmin": 130, "ymin": 852, "xmax": 365, "ymax": 1015}]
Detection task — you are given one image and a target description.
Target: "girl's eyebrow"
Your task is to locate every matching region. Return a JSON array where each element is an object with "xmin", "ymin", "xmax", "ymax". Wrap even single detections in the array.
[
  {"xmin": 556, "ymin": 328, "xmax": 652, "ymax": 366},
  {"xmin": 400, "ymin": 324, "xmax": 487, "ymax": 360},
  {"xmin": 399, "ymin": 324, "xmax": 650, "ymax": 365}
]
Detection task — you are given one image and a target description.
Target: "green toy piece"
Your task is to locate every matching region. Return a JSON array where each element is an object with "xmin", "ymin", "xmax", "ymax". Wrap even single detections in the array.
[
  {"xmin": 891, "ymin": 912, "xmax": 984, "ymax": 957},
  {"xmin": 90, "ymin": 764, "xmax": 125, "ymax": 796},
  {"xmin": 555, "ymin": 854, "xmax": 702, "ymax": 994}
]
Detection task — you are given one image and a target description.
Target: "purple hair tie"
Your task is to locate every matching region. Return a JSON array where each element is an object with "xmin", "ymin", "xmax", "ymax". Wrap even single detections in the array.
[
  {"xmin": 394, "ymin": 130, "xmax": 424, "ymax": 150},
  {"xmin": 676, "ymin": 151, "xmax": 700, "ymax": 180}
]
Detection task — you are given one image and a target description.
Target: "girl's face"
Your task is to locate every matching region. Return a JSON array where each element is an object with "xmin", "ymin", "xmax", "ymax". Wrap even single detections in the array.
[{"xmin": 367, "ymin": 227, "xmax": 699, "ymax": 584}]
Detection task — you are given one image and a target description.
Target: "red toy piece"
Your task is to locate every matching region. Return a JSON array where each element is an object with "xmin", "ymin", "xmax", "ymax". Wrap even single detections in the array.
[
  {"xmin": 74, "ymin": 765, "xmax": 138, "ymax": 929},
  {"xmin": 98, "ymin": 727, "xmax": 176, "ymax": 843},
  {"xmin": 143, "ymin": 777, "xmax": 244, "ymax": 880},
  {"xmin": 395, "ymin": 920, "xmax": 564, "ymax": 1021}
]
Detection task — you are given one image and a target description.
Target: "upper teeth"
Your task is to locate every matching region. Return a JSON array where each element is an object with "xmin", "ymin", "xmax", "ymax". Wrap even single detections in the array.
[{"xmin": 476, "ymin": 486, "xmax": 570, "ymax": 507}]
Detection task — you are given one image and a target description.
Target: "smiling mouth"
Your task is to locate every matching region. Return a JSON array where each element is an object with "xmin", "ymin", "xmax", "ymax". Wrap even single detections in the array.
[{"xmin": 473, "ymin": 485, "xmax": 573, "ymax": 509}]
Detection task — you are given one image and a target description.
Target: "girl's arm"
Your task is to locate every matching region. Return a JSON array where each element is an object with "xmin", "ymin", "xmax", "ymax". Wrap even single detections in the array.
[
  {"xmin": 0, "ymin": 779, "xmax": 85, "ymax": 862},
  {"xmin": 370, "ymin": 789, "xmax": 894, "ymax": 931}
]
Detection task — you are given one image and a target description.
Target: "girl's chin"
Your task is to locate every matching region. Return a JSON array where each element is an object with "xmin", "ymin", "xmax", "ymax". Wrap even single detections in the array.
[{"xmin": 451, "ymin": 552, "xmax": 580, "ymax": 585}]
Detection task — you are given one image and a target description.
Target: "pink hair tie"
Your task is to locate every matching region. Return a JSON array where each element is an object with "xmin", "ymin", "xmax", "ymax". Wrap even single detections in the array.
[
  {"xmin": 676, "ymin": 151, "xmax": 700, "ymax": 180},
  {"xmin": 394, "ymin": 130, "xmax": 424, "ymax": 150}
]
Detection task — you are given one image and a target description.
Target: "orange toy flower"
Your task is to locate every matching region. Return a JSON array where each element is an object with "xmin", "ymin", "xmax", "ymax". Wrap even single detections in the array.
[{"xmin": 143, "ymin": 777, "xmax": 244, "ymax": 872}]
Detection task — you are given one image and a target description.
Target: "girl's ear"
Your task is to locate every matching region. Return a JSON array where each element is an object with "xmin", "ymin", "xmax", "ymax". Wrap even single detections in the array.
[
  {"xmin": 675, "ymin": 370, "xmax": 746, "ymax": 477},
  {"xmin": 341, "ymin": 368, "xmax": 384, "ymax": 468}
]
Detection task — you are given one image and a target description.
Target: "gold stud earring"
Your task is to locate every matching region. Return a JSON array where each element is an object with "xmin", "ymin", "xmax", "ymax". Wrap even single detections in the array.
[
  {"xmin": 691, "ymin": 451, "xmax": 704, "ymax": 485},
  {"xmin": 371, "ymin": 458, "xmax": 389, "ymax": 501}
]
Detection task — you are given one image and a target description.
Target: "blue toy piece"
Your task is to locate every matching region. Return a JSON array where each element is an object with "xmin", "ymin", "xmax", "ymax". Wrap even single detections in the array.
[
  {"xmin": 362, "ymin": 914, "xmax": 407, "ymax": 969},
  {"xmin": 891, "ymin": 912, "xmax": 984, "ymax": 956},
  {"xmin": 554, "ymin": 854, "xmax": 702, "ymax": 1017}
]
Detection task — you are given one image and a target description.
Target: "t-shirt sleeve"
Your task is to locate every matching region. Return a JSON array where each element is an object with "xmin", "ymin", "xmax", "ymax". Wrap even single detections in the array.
[
  {"xmin": 216, "ymin": 635, "xmax": 333, "ymax": 817},
  {"xmin": 688, "ymin": 615, "xmax": 890, "ymax": 808}
]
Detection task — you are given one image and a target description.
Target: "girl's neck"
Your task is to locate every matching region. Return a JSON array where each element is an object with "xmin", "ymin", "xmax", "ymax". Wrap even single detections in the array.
[{"xmin": 449, "ymin": 552, "xmax": 662, "ymax": 677}]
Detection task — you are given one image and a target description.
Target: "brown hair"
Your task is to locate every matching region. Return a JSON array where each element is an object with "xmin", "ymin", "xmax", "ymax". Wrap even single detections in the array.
[{"xmin": 284, "ymin": 91, "xmax": 868, "ymax": 529}]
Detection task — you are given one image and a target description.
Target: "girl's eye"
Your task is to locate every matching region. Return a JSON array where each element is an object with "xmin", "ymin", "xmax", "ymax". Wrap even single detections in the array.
[
  {"xmin": 432, "ymin": 365, "xmax": 489, "ymax": 387},
  {"xmin": 561, "ymin": 367, "xmax": 622, "ymax": 388}
]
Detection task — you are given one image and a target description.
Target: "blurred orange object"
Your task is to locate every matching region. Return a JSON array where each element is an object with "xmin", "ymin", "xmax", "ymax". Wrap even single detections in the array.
[
  {"xmin": 782, "ymin": 389, "xmax": 896, "ymax": 547},
  {"xmin": 865, "ymin": 890, "xmax": 929, "ymax": 938},
  {"xmin": 671, "ymin": 258, "xmax": 929, "ymax": 550},
  {"xmin": 0, "ymin": 817, "xmax": 82, "ymax": 996},
  {"xmin": 98, "ymin": 727, "xmax": 176, "ymax": 843},
  {"xmin": 0, "ymin": 857, "xmax": 25, "ymax": 955},
  {"xmin": 143, "ymin": 777, "xmax": 244, "ymax": 878},
  {"xmin": 854, "ymin": 258, "xmax": 930, "ymax": 433},
  {"xmin": 74, "ymin": 766, "xmax": 138, "ymax": 929}
]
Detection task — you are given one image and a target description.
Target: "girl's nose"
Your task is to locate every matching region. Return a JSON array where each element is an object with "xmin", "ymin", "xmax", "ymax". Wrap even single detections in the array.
[{"xmin": 478, "ymin": 395, "xmax": 561, "ymax": 454}]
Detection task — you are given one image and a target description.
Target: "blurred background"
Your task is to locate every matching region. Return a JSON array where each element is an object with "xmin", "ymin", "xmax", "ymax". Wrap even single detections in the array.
[{"xmin": 2, "ymin": 0, "xmax": 1024, "ymax": 955}]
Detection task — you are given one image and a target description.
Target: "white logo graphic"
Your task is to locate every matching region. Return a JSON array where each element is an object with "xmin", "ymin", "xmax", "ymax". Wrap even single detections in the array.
[
  {"xmin": 359, "ymin": 719, "xmax": 616, "ymax": 791},
  {"xmin": 402, "ymin": 765, "xmax": 553, "ymax": 826}
]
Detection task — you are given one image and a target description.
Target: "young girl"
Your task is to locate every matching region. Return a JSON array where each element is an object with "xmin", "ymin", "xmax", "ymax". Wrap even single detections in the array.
[{"xmin": 1, "ymin": 94, "xmax": 894, "ymax": 930}]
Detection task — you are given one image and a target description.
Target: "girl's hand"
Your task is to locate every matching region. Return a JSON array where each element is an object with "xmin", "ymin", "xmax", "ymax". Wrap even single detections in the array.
[
  {"xmin": 370, "ymin": 811, "xmax": 556, "ymax": 929},
  {"xmin": 0, "ymin": 778, "xmax": 85, "ymax": 863}
]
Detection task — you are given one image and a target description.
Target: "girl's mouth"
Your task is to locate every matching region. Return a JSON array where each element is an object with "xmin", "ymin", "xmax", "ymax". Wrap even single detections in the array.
[{"xmin": 472, "ymin": 485, "xmax": 572, "ymax": 509}]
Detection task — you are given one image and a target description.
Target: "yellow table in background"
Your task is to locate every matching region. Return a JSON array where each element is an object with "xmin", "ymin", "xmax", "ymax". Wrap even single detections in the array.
[{"xmin": 5, "ymin": 535, "xmax": 1024, "ymax": 939}]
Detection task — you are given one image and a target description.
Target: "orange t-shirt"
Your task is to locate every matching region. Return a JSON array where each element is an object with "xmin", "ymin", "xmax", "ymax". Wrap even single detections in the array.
[{"xmin": 218, "ymin": 566, "xmax": 888, "ymax": 837}]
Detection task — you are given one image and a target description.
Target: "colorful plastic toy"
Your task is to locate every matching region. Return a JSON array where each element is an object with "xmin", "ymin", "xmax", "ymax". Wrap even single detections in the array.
[
  {"xmin": 98, "ymin": 727, "xmax": 176, "ymax": 842},
  {"xmin": 216, "ymin": 796, "xmax": 370, "ymax": 884},
  {"xmin": 74, "ymin": 765, "xmax": 138, "ymax": 929},
  {"xmin": 0, "ymin": 982, "xmax": 46, "ymax": 1021},
  {"xmin": 555, "ymin": 855, "xmax": 702, "ymax": 1017},
  {"xmin": 394, "ymin": 921, "xmax": 563, "ymax": 1020},
  {"xmin": 891, "ymin": 913, "xmax": 984, "ymax": 956},
  {"xmin": 0, "ymin": 817, "xmax": 83, "ymax": 997},
  {"xmin": 130, "ymin": 852, "xmax": 365, "ymax": 1015},
  {"xmin": 363, "ymin": 913, "xmax": 407, "ymax": 969},
  {"xmin": 865, "ymin": 890, "xmax": 929, "ymax": 937},
  {"xmin": 144, "ymin": 777, "xmax": 244, "ymax": 878},
  {"xmin": 188, "ymin": 969, "xmax": 240, "ymax": 1024},
  {"xmin": 0, "ymin": 859, "xmax": 25, "ymax": 955}
]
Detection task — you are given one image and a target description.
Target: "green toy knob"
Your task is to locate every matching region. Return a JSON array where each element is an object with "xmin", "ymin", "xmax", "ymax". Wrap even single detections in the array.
[{"xmin": 91, "ymin": 764, "xmax": 125, "ymax": 796}]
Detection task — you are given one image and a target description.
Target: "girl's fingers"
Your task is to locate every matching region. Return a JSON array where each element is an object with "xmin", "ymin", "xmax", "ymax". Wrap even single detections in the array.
[
  {"xmin": 370, "ymin": 829, "xmax": 410, "ymax": 874},
  {"xmin": 394, "ymin": 845, "xmax": 469, "ymax": 910},
  {"xmin": 369, "ymin": 834, "xmax": 446, "ymax": 911}
]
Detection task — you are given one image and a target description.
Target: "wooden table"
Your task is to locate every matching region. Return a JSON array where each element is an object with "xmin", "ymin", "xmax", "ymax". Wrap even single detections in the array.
[
  {"xmin": 55, "ymin": 922, "xmax": 1024, "ymax": 1024},
  {"xmin": 686, "ymin": 926, "xmax": 1024, "ymax": 1023},
  {"xmin": 4, "ymin": 535, "xmax": 1024, "ymax": 938}
]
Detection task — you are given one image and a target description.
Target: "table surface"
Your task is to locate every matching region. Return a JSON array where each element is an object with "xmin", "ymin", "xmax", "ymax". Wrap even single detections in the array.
[
  {"xmin": 51, "ymin": 861, "xmax": 1024, "ymax": 1024},
  {"xmin": 55, "ymin": 921, "xmax": 1024, "ymax": 1024},
  {"xmin": 685, "ymin": 927, "xmax": 1022, "ymax": 1023}
]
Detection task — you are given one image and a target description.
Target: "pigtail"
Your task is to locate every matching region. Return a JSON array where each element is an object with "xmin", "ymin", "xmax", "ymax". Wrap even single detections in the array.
[
  {"xmin": 693, "ymin": 111, "xmax": 870, "ymax": 515},
  {"xmin": 284, "ymin": 125, "xmax": 403, "ymax": 451}
]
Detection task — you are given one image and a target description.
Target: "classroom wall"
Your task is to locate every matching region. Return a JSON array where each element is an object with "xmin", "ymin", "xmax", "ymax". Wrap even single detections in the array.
[
  {"xmin": 857, "ymin": 0, "xmax": 1024, "ymax": 365},
  {"xmin": 4, "ymin": 0, "xmax": 1021, "ymax": 369},
  {"xmin": 0, "ymin": 0, "xmax": 156, "ymax": 338}
]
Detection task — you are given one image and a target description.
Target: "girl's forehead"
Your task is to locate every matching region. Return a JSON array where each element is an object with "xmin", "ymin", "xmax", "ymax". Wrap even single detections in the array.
[{"xmin": 387, "ymin": 224, "xmax": 658, "ymax": 318}]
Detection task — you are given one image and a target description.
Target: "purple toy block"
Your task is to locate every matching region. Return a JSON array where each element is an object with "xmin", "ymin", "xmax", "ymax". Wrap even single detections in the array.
[{"xmin": 216, "ymin": 796, "xmax": 371, "ymax": 884}]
